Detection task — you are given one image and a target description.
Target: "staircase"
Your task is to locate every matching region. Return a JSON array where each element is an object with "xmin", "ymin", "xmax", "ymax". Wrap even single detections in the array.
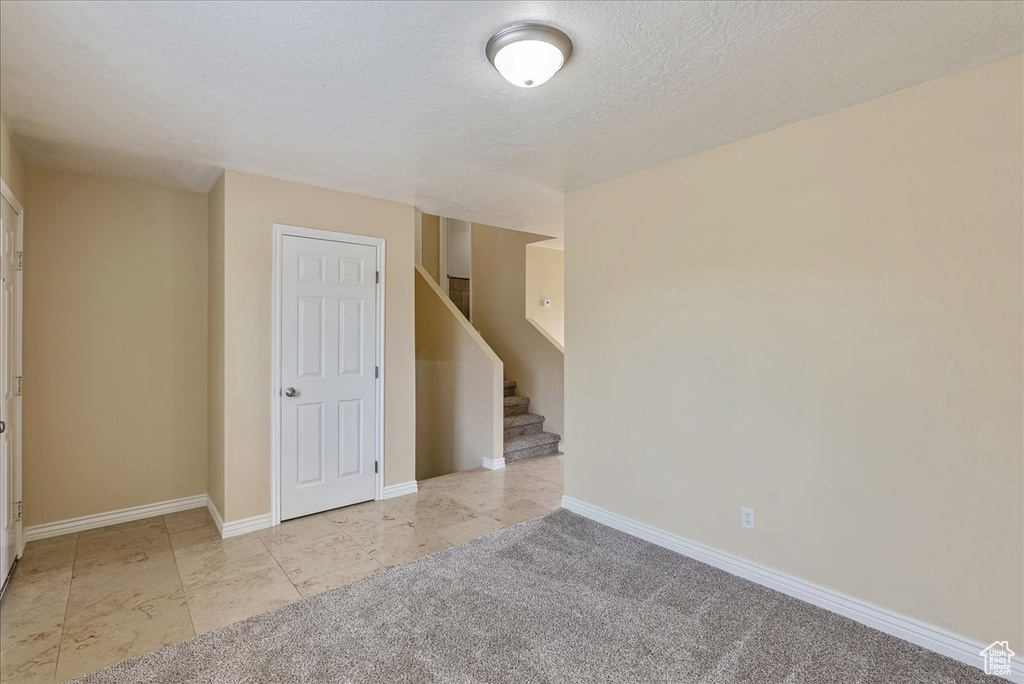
[{"xmin": 503, "ymin": 380, "xmax": 561, "ymax": 462}]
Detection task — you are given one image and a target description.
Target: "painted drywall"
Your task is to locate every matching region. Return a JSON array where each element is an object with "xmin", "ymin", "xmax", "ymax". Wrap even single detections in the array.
[
  {"xmin": 525, "ymin": 243, "xmax": 565, "ymax": 350},
  {"xmin": 446, "ymin": 219, "xmax": 471, "ymax": 279},
  {"xmin": 0, "ymin": 118, "xmax": 27, "ymax": 201},
  {"xmin": 564, "ymin": 55, "xmax": 1023, "ymax": 647},
  {"xmin": 213, "ymin": 170, "xmax": 416, "ymax": 522},
  {"xmin": 415, "ymin": 266, "xmax": 502, "ymax": 480},
  {"xmin": 421, "ymin": 213, "xmax": 440, "ymax": 283},
  {"xmin": 23, "ymin": 167, "xmax": 208, "ymax": 525},
  {"xmin": 206, "ymin": 173, "xmax": 226, "ymax": 517},
  {"xmin": 471, "ymin": 224, "xmax": 564, "ymax": 440}
]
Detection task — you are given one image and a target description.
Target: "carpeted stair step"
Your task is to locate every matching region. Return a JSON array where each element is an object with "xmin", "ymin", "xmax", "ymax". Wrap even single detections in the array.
[
  {"xmin": 501, "ymin": 378, "xmax": 559, "ymax": 462},
  {"xmin": 504, "ymin": 431, "xmax": 561, "ymax": 461},
  {"xmin": 504, "ymin": 412, "xmax": 545, "ymax": 439},
  {"xmin": 503, "ymin": 395, "xmax": 530, "ymax": 417}
]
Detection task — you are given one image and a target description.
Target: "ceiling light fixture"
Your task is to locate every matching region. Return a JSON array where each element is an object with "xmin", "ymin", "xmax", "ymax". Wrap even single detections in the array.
[{"xmin": 485, "ymin": 23, "xmax": 573, "ymax": 88}]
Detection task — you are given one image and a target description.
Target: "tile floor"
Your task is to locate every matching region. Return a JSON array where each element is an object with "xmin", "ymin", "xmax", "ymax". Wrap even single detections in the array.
[{"xmin": 0, "ymin": 454, "xmax": 563, "ymax": 683}]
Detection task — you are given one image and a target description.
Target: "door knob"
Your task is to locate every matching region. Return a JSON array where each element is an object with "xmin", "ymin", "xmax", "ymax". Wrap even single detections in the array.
[{"xmin": 284, "ymin": 387, "xmax": 299, "ymax": 398}]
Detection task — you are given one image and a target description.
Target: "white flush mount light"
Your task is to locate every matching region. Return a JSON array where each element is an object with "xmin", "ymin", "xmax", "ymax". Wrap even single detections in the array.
[{"xmin": 486, "ymin": 23, "xmax": 573, "ymax": 88}]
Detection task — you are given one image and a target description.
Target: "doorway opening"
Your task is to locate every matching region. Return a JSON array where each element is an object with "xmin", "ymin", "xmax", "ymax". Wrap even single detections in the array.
[{"xmin": 417, "ymin": 214, "xmax": 472, "ymax": 321}]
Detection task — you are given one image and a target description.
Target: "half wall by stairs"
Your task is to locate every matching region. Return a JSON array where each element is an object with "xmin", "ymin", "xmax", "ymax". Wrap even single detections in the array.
[{"xmin": 414, "ymin": 265, "xmax": 503, "ymax": 479}]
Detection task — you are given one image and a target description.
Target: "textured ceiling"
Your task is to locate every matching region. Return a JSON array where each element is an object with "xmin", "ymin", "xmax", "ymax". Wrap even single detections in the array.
[{"xmin": 1, "ymin": 1, "xmax": 1021, "ymax": 236}]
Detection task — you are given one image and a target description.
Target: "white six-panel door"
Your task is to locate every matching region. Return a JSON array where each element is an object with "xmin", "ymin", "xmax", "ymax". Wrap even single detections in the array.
[{"xmin": 280, "ymin": 234, "xmax": 378, "ymax": 520}]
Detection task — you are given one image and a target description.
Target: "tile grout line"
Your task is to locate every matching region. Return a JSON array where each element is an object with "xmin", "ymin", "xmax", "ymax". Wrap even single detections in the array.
[
  {"xmin": 52, "ymin": 533, "xmax": 81, "ymax": 684},
  {"xmin": 290, "ymin": 516, "xmax": 390, "ymax": 589},
  {"xmin": 267, "ymin": 518, "xmax": 369, "ymax": 591},
  {"xmin": 332, "ymin": 506, "xmax": 449, "ymax": 568},
  {"xmin": 164, "ymin": 517, "xmax": 199, "ymax": 640},
  {"xmin": 382, "ymin": 494, "xmax": 514, "ymax": 551},
  {"xmin": 177, "ymin": 538, "xmax": 294, "ymax": 635},
  {"xmin": 256, "ymin": 534, "xmax": 302, "ymax": 599},
  {"xmin": 174, "ymin": 521, "xmax": 276, "ymax": 605},
  {"xmin": 273, "ymin": 527, "xmax": 389, "ymax": 598},
  {"xmin": 260, "ymin": 521, "xmax": 385, "ymax": 598},
  {"xmin": 174, "ymin": 513, "xmax": 285, "ymax": 635}
]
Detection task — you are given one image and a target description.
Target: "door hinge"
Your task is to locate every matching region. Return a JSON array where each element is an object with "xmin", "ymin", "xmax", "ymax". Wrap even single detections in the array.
[
  {"xmin": 375, "ymin": 271, "xmax": 380, "ymax": 284},
  {"xmin": 374, "ymin": 461, "xmax": 379, "ymax": 474},
  {"xmin": 375, "ymin": 366, "xmax": 379, "ymax": 379},
  {"xmin": 14, "ymin": 251, "xmax": 23, "ymax": 271},
  {"xmin": 13, "ymin": 501, "xmax": 22, "ymax": 522},
  {"xmin": 12, "ymin": 376, "xmax": 22, "ymax": 396}
]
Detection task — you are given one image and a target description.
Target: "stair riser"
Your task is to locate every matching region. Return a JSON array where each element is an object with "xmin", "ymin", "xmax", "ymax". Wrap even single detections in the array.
[
  {"xmin": 504, "ymin": 422, "xmax": 544, "ymax": 439},
  {"xmin": 505, "ymin": 442, "xmax": 560, "ymax": 462},
  {"xmin": 502, "ymin": 379, "xmax": 558, "ymax": 461},
  {"xmin": 504, "ymin": 403, "xmax": 530, "ymax": 417}
]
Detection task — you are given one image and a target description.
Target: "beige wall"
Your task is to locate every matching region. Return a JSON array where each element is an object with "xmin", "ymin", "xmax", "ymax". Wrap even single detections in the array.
[
  {"xmin": 472, "ymin": 224, "xmax": 564, "ymax": 440},
  {"xmin": 24, "ymin": 167, "xmax": 208, "ymax": 525},
  {"xmin": 415, "ymin": 266, "xmax": 502, "ymax": 480},
  {"xmin": 1, "ymin": 118, "xmax": 27, "ymax": 202},
  {"xmin": 525, "ymin": 243, "xmax": 565, "ymax": 350},
  {"xmin": 213, "ymin": 170, "xmax": 416, "ymax": 522},
  {"xmin": 421, "ymin": 213, "xmax": 440, "ymax": 283},
  {"xmin": 206, "ymin": 173, "xmax": 226, "ymax": 516},
  {"xmin": 446, "ymin": 219, "xmax": 471, "ymax": 279},
  {"xmin": 564, "ymin": 56, "xmax": 1023, "ymax": 646}
]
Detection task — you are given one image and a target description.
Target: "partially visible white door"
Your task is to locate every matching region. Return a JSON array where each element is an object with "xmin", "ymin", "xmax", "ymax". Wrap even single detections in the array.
[
  {"xmin": 0, "ymin": 190, "xmax": 23, "ymax": 589},
  {"xmin": 280, "ymin": 235, "xmax": 378, "ymax": 520}
]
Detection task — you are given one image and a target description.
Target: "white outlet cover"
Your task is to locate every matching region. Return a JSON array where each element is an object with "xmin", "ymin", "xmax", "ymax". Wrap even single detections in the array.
[{"xmin": 741, "ymin": 507, "xmax": 755, "ymax": 530}]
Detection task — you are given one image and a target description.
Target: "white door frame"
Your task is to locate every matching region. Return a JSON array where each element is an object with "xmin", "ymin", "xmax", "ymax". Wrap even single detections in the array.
[
  {"xmin": 270, "ymin": 224, "xmax": 386, "ymax": 527},
  {"xmin": 0, "ymin": 179, "xmax": 24, "ymax": 558},
  {"xmin": 413, "ymin": 209, "xmax": 423, "ymax": 267},
  {"xmin": 438, "ymin": 216, "xmax": 449, "ymax": 296}
]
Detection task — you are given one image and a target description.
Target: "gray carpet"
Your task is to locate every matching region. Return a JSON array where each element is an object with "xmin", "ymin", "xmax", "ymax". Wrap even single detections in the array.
[{"xmin": 75, "ymin": 510, "xmax": 994, "ymax": 683}]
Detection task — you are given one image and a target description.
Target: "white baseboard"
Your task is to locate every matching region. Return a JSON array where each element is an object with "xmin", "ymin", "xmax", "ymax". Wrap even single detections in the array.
[
  {"xmin": 482, "ymin": 458, "xmax": 505, "ymax": 470},
  {"xmin": 25, "ymin": 494, "xmax": 208, "ymax": 541},
  {"xmin": 210, "ymin": 484, "xmax": 419, "ymax": 538},
  {"xmin": 382, "ymin": 481, "xmax": 418, "ymax": 499},
  {"xmin": 223, "ymin": 513, "xmax": 273, "ymax": 538},
  {"xmin": 561, "ymin": 496, "xmax": 1022, "ymax": 683},
  {"xmin": 206, "ymin": 497, "xmax": 225, "ymax": 532},
  {"xmin": 205, "ymin": 497, "xmax": 273, "ymax": 539},
  {"xmin": 206, "ymin": 497, "xmax": 225, "ymax": 535}
]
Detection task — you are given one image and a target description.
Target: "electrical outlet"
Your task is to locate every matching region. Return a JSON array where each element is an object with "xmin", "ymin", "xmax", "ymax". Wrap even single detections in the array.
[{"xmin": 741, "ymin": 507, "xmax": 755, "ymax": 530}]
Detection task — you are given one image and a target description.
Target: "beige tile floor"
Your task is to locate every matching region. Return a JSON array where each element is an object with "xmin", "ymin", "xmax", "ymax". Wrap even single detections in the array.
[{"xmin": 0, "ymin": 454, "xmax": 563, "ymax": 683}]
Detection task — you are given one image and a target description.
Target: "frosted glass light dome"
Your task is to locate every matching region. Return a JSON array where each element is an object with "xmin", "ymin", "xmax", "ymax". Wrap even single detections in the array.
[
  {"xmin": 486, "ymin": 24, "xmax": 573, "ymax": 89},
  {"xmin": 492, "ymin": 40, "xmax": 564, "ymax": 88}
]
